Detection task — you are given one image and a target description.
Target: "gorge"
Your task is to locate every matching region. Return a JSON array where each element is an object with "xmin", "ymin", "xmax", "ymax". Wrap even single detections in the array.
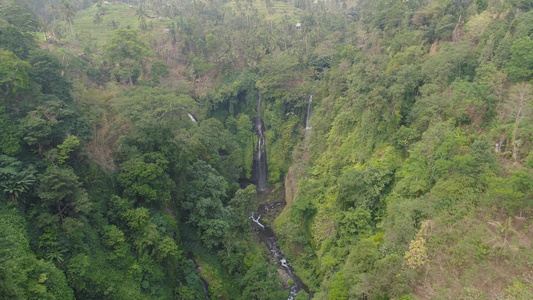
[{"xmin": 2, "ymin": 0, "xmax": 533, "ymax": 299}]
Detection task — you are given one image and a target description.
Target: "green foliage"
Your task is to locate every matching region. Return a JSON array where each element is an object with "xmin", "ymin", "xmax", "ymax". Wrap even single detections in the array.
[
  {"xmin": 4, "ymin": 0, "xmax": 533, "ymax": 299},
  {"xmin": 28, "ymin": 51, "xmax": 73, "ymax": 102},
  {"xmin": 291, "ymin": 194, "xmax": 316, "ymax": 220},
  {"xmin": 192, "ymin": 118, "xmax": 244, "ymax": 181},
  {"xmin": 239, "ymin": 261, "xmax": 289, "ymax": 300},
  {"xmin": 20, "ymin": 95, "xmax": 67, "ymax": 152},
  {"xmin": 0, "ymin": 4, "xmax": 40, "ymax": 32},
  {"xmin": 0, "ymin": 155, "xmax": 36, "ymax": 202},
  {"xmin": 0, "ymin": 49, "xmax": 31, "ymax": 98},
  {"xmin": 117, "ymin": 155, "xmax": 172, "ymax": 206},
  {"xmin": 123, "ymin": 207, "xmax": 151, "ymax": 231},
  {"xmin": 183, "ymin": 160, "xmax": 230, "ymax": 248},
  {"xmin": 337, "ymin": 208, "xmax": 373, "ymax": 245},
  {"xmin": 47, "ymin": 135, "xmax": 80, "ymax": 165},
  {"xmin": 506, "ymin": 37, "xmax": 533, "ymax": 83},
  {"xmin": 235, "ymin": 114, "xmax": 254, "ymax": 177},
  {"xmin": 149, "ymin": 61, "xmax": 169, "ymax": 84},
  {"xmin": 329, "ymin": 272, "xmax": 348, "ymax": 300},
  {"xmin": 505, "ymin": 280, "xmax": 533, "ymax": 300},
  {"xmin": 0, "ymin": 106, "xmax": 21, "ymax": 155},
  {"xmin": 256, "ymin": 53, "xmax": 300, "ymax": 98},
  {"xmin": 116, "ymin": 87, "xmax": 198, "ymax": 152},
  {"xmin": 0, "ymin": 26, "xmax": 38, "ymax": 59},
  {"xmin": 187, "ymin": 53, "xmax": 215, "ymax": 78},
  {"xmin": 102, "ymin": 225, "xmax": 125, "ymax": 247},
  {"xmin": 0, "ymin": 205, "xmax": 74, "ymax": 299},
  {"xmin": 294, "ymin": 290, "xmax": 309, "ymax": 300},
  {"xmin": 229, "ymin": 185, "xmax": 257, "ymax": 232},
  {"xmin": 490, "ymin": 168, "xmax": 533, "ymax": 215},
  {"xmin": 337, "ymin": 165, "xmax": 393, "ymax": 212},
  {"xmin": 104, "ymin": 29, "xmax": 153, "ymax": 85},
  {"xmin": 38, "ymin": 166, "xmax": 92, "ymax": 219}
]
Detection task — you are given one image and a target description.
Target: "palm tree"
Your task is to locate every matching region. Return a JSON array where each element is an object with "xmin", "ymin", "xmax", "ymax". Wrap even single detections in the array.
[
  {"xmin": 108, "ymin": 19, "xmax": 120, "ymax": 30},
  {"xmin": 46, "ymin": 249, "xmax": 66, "ymax": 265},
  {"xmin": 1, "ymin": 173, "xmax": 35, "ymax": 202},
  {"xmin": 488, "ymin": 217, "xmax": 519, "ymax": 245},
  {"xmin": 61, "ymin": 0, "xmax": 77, "ymax": 41},
  {"xmin": 93, "ymin": 12, "xmax": 103, "ymax": 26},
  {"xmin": 136, "ymin": 4, "xmax": 147, "ymax": 30}
]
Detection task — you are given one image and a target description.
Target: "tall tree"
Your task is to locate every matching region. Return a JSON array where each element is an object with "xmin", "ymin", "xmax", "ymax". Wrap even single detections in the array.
[
  {"xmin": 38, "ymin": 166, "xmax": 91, "ymax": 221},
  {"xmin": 506, "ymin": 37, "xmax": 533, "ymax": 83},
  {"xmin": 503, "ymin": 83, "xmax": 533, "ymax": 162},
  {"xmin": 93, "ymin": 12, "xmax": 102, "ymax": 26},
  {"xmin": 0, "ymin": 49, "xmax": 31, "ymax": 100},
  {"xmin": 61, "ymin": 0, "xmax": 77, "ymax": 41},
  {"xmin": 136, "ymin": 4, "xmax": 147, "ymax": 31},
  {"xmin": 104, "ymin": 29, "xmax": 153, "ymax": 85}
]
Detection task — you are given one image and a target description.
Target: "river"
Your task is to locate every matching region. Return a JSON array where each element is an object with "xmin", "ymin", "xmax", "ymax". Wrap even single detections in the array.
[{"xmin": 252, "ymin": 201, "xmax": 310, "ymax": 300}]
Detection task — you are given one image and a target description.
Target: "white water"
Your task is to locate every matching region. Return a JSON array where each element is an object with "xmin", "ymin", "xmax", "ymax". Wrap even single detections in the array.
[
  {"xmin": 252, "ymin": 202, "xmax": 308, "ymax": 300},
  {"xmin": 250, "ymin": 212, "xmax": 265, "ymax": 229},
  {"xmin": 201, "ymin": 278, "xmax": 209, "ymax": 300},
  {"xmin": 305, "ymin": 95, "xmax": 313, "ymax": 137},
  {"xmin": 188, "ymin": 113, "xmax": 197, "ymax": 122},
  {"xmin": 254, "ymin": 94, "xmax": 268, "ymax": 192}
]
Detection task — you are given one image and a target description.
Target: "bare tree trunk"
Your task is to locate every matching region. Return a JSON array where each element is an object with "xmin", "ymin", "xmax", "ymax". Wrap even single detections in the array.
[
  {"xmin": 504, "ymin": 83, "xmax": 532, "ymax": 162},
  {"xmin": 512, "ymin": 109, "xmax": 521, "ymax": 162},
  {"xmin": 56, "ymin": 201, "xmax": 64, "ymax": 221}
]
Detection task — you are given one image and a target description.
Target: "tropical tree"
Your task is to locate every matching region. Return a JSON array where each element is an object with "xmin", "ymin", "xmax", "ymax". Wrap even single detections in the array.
[
  {"xmin": 136, "ymin": 4, "xmax": 147, "ymax": 31},
  {"xmin": 104, "ymin": 29, "xmax": 153, "ymax": 85},
  {"xmin": 183, "ymin": 160, "xmax": 230, "ymax": 248},
  {"xmin": 0, "ymin": 156, "xmax": 36, "ymax": 202},
  {"xmin": 117, "ymin": 154, "xmax": 172, "ymax": 206},
  {"xmin": 108, "ymin": 19, "xmax": 120, "ymax": 30},
  {"xmin": 0, "ymin": 49, "xmax": 31, "ymax": 99},
  {"xmin": 0, "ymin": 3, "xmax": 40, "ymax": 32},
  {"xmin": 501, "ymin": 83, "xmax": 533, "ymax": 162},
  {"xmin": 506, "ymin": 37, "xmax": 533, "ymax": 83},
  {"xmin": 38, "ymin": 166, "xmax": 92, "ymax": 221},
  {"xmin": 0, "ymin": 26, "xmax": 38, "ymax": 59},
  {"xmin": 61, "ymin": 0, "xmax": 77, "ymax": 41},
  {"xmin": 93, "ymin": 12, "xmax": 102, "ymax": 26}
]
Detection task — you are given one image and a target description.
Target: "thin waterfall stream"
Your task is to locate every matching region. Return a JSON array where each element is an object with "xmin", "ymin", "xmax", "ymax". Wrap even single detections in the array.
[
  {"xmin": 200, "ymin": 278, "xmax": 209, "ymax": 300},
  {"xmin": 252, "ymin": 94, "xmax": 268, "ymax": 192},
  {"xmin": 305, "ymin": 95, "xmax": 313, "ymax": 137},
  {"xmin": 187, "ymin": 113, "xmax": 197, "ymax": 123}
]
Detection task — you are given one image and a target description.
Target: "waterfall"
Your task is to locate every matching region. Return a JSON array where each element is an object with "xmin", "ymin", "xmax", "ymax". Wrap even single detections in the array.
[
  {"xmin": 252, "ymin": 94, "xmax": 268, "ymax": 192},
  {"xmin": 187, "ymin": 113, "xmax": 197, "ymax": 123},
  {"xmin": 200, "ymin": 278, "xmax": 210, "ymax": 300},
  {"xmin": 305, "ymin": 95, "xmax": 313, "ymax": 137}
]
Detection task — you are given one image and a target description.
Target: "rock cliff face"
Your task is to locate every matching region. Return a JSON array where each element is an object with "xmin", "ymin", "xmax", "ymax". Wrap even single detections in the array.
[{"xmin": 284, "ymin": 165, "xmax": 299, "ymax": 207}]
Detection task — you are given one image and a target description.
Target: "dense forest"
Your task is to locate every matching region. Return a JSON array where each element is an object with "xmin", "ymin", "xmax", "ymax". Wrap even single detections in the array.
[{"xmin": 1, "ymin": 0, "xmax": 533, "ymax": 299}]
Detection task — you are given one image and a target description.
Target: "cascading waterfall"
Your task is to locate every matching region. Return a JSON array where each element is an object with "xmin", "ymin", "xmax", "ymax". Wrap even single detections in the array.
[
  {"xmin": 252, "ymin": 94, "xmax": 268, "ymax": 192},
  {"xmin": 248, "ymin": 94, "xmax": 310, "ymax": 299},
  {"xmin": 305, "ymin": 95, "xmax": 313, "ymax": 137}
]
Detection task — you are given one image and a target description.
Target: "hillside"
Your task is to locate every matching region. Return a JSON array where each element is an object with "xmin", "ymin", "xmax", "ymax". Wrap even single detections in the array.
[{"xmin": 1, "ymin": 0, "xmax": 533, "ymax": 299}]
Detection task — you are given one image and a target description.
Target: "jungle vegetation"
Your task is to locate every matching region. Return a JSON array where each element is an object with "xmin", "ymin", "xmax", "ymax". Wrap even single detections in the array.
[{"xmin": 1, "ymin": 0, "xmax": 533, "ymax": 299}]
